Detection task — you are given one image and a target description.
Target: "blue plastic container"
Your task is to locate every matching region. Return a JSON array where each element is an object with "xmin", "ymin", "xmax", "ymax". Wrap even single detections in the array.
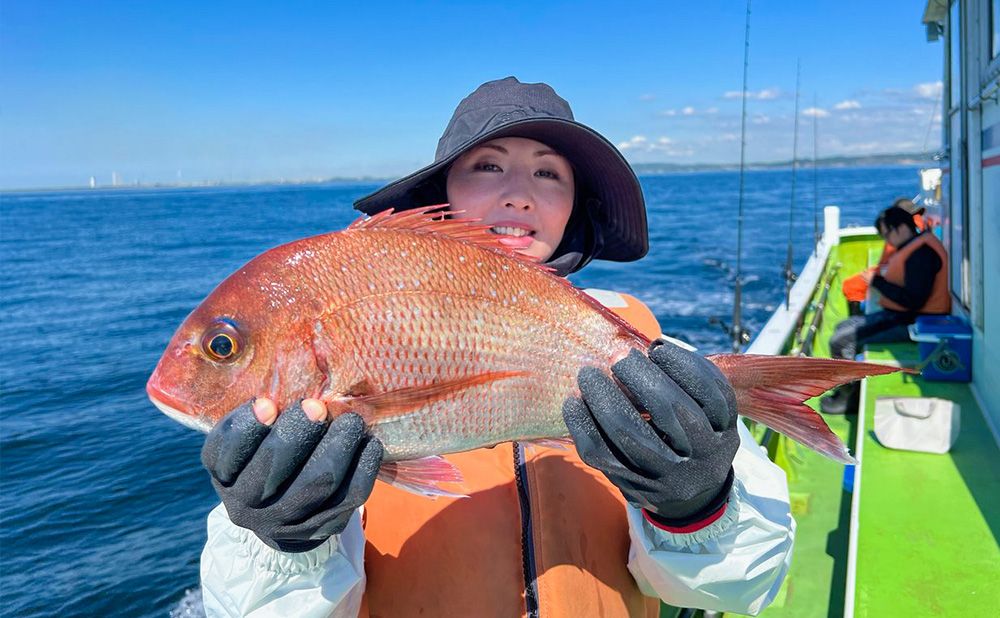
[
  {"xmin": 907, "ymin": 315, "xmax": 973, "ymax": 382},
  {"xmin": 842, "ymin": 465, "xmax": 855, "ymax": 493}
]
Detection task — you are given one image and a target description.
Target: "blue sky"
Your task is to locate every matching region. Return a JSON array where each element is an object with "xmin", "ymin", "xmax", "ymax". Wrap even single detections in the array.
[{"xmin": 1, "ymin": 1, "xmax": 942, "ymax": 189}]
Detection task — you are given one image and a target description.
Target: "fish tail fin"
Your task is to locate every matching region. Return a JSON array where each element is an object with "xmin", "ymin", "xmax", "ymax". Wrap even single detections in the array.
[{"xmin": 707, "ymin": 354, "xmax": 905, "ymax": 464}]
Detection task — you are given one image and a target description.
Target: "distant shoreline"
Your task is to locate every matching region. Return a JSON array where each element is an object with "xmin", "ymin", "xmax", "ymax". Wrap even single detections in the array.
[
  {"xmin": 1, "ymin": 152, "xmax": 936, "ymax": 194},
  {"xmin": 631, "ymin": 152, "xmax": 936, "ymax": 175}
]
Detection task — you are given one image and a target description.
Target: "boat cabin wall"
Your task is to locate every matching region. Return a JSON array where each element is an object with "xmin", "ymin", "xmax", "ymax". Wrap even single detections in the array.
[{"xmin": 929, "ymin": 0, "xmax": 1000, "ymax": 433}]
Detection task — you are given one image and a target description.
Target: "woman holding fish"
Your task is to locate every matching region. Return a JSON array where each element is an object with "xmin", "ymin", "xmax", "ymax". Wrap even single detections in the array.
[{"xmin": 183, "ymin": 78, "xmax": 804, "ymax": 617}]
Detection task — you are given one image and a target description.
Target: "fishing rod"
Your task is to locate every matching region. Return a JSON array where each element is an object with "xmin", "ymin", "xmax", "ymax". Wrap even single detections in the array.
[
  {"xmin": 784, "ymin": 59, "xmax": 801, "ymax": 309},
  {"xmin": 729, "ymin": 0, "xmax": 753, "ymax": 354},
  {"xmin": 812, "ymin": 93, "xmax": 819, "ymax": 254}
]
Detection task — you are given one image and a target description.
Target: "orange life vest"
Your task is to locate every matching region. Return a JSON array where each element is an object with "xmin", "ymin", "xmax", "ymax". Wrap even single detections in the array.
[
  {"xmin": 878, "ymin": 231, "xmax": 951, "ymax": 314},
  {"xmin": 841, "ymin": 214, "xmax": 930, "ymax": 303},
  {"xmin": 359, "ymin": 291, "xmax": 662, "ymax": 618}
]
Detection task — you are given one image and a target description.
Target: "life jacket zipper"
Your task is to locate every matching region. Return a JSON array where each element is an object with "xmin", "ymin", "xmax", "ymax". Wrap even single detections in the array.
[{"xmin": 513, "ymin": 441, "xmax": 540, "ymax": 618}]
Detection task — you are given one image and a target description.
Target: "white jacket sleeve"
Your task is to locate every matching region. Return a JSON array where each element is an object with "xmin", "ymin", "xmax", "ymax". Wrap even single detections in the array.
[
  {"xmin": 200, "ymin": 504, "xmax": 367, "ymax": 618},
  {"xmin": 626, "ymin": 421, "xmax": 795, "ymax": 616}
]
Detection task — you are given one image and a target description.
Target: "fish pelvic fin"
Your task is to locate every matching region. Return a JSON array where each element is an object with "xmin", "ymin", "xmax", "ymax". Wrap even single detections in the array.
[
  {"xmin": 377, "ymin": 456, "xmax": 468, "ymax": 499},
  {"xmin": 707, "ymin": 354, "xmax": 902, "ymax": 464},
  {"xmin": 347, "ymin": 205, "xmax": 553, "ymax": 270},
  {"xmin": 345, "ymin": 370, "xmax": 529, "ymax": 423}
]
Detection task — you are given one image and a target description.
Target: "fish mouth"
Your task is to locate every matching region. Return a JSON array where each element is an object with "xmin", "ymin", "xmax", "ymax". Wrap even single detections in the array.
[{"xmin": 146, "ymin": 380, "xmax": 212, "ymax": 433}]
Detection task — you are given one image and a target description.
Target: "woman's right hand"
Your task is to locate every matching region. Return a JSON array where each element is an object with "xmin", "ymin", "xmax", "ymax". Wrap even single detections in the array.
[{"xmin": 201, "ymin": 398, "xmax": 384, "ymax": 553}]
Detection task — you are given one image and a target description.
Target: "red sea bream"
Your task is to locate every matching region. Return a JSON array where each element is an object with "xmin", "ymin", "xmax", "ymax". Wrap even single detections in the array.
[{"xmin": 146, "ymin": 207, "xmax": 898, "ymax": 493}]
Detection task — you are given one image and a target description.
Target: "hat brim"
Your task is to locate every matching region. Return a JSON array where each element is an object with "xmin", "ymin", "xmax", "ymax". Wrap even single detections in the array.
[{"xmin": 354, "ymin": 118, "xmax": 647, "ymax": 262}]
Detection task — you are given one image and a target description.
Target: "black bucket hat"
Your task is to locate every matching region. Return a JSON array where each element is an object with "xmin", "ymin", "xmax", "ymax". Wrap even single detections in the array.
[{"xmin": 354, "ymin": 76, "xmax": 648, "ymax": 263}]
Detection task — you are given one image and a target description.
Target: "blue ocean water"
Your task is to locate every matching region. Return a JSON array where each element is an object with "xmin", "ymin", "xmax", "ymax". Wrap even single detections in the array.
[{"xmin": 0, "ymin": 167, "xmax": 918, "ymax": 616}]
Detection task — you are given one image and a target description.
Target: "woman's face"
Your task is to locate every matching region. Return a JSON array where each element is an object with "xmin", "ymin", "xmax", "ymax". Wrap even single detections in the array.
[{"xmin": 445, "ymin": 137, "xmax": 575, "ymax": 261}]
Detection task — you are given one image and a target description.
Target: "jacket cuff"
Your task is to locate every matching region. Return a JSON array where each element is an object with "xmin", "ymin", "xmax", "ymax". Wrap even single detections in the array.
[{"xmin": 642, "ymin": 468, "xmax": 735, "ymax": 534}]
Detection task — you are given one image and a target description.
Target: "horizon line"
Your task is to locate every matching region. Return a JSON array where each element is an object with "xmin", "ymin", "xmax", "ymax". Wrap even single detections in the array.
[{"xmin": 0, "ymin": 151, "xmax": 937, "ymax": 193}]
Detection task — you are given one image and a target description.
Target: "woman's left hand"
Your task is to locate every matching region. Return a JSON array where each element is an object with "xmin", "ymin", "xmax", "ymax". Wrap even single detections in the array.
[{"xmin": 563, "ymin": 340, "xmax": 740, "ymax": 527}]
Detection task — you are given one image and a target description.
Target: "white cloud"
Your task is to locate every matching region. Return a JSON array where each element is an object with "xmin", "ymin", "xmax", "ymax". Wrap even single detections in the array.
[
  {"xmin": 617, "ymin": 135, "xmax": 684, "ymax": 155},
  {"xmin": 617, "ymin": 135, "xmax": 648, "ymax": 150},
  {"xmin": 724, "ymin": 88, "xmax": 781, "ymax": 100},
  {"xmin": 661, "ymin": 106, "xmax": 715, "ymax": 117},
  {"xmin": 639, "ymin": 94, "xmax": 656, "ymax": 102},
  {"xmin": 914, "ymin": 81, "xmax": 943, "ymax": 99},
  {"xmin": 617, "ymin": 79, "xmax": 944, "ymax": 164}
]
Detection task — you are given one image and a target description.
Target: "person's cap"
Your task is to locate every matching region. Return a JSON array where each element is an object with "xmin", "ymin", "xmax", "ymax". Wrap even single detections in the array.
[
  {"xmin": 891, "ymin": 197, "xmax": 926, "ymax": 216},
  {"xmin": 879, "ymin": 205, "xmax": 917, "ymax": 232},
  {"xmin": 354, "ymin": 77, "xmax": 647, "ymax": 262}
]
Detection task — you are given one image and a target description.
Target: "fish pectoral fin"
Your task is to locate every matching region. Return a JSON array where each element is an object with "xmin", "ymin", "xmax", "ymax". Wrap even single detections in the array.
[
  {"xmin": 353, "ymin": 371, "xmax": 527, "ymax": 421},
  {"xmin": 377, "ymin": 456, "xmax": 468, "ymax": 499}
]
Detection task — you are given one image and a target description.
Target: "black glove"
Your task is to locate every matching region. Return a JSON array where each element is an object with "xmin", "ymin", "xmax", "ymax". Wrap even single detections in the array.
[
  {"xmin": 201, "ymin": 401, "xmax": 384, "ymax": 552},
  {"xmin": 563, "ymin": 340, "xmax": 740, "ymax": 526}
]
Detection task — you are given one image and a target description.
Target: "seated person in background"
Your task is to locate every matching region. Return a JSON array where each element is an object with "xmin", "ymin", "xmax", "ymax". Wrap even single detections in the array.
[
  {"xmin": 821, "ymin": 204, "xmax": 950, "ymax": 414},
  {"xmin": 840, "ymin": 197, "xmax": 929, "ymax": 316}
]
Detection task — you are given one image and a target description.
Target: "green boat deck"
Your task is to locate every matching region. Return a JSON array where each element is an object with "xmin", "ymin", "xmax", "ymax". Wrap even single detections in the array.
[
  {"xmin": 754, "ymin": 232, "xmax": 1000, "ymax": 617},
  {"xmin": 853, "ymin": 342, "xmax": 1000, "ymax": 615}
]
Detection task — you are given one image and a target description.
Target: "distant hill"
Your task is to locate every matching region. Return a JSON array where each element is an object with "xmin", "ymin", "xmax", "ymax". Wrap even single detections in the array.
[{"xmin": 631, "ymin": 152, "xmax": 936, "ymax": 175}]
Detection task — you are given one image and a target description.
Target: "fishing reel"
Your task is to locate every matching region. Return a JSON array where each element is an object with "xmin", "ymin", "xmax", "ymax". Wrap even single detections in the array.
[{"xmin": 708, "ymin": 316, "xmax": 752, "ymax": 351}]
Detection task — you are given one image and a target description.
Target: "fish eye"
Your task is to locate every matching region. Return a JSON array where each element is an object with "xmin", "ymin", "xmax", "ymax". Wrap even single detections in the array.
[{"xmin": 201, "ymin": 320, "xmax": 244, "ymax": 363}]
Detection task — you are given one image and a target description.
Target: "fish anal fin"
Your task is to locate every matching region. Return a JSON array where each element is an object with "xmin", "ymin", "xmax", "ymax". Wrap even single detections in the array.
[
  {"xmin": 352, "ymin": 370, "xmax": 527, "ymax": 422},
  {"xmin": 377, "ymin": 456, "xmax": 468, "ymax": 499}
]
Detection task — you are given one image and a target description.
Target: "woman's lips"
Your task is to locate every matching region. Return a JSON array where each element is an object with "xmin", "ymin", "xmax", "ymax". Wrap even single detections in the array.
[
  {"xmin": 496, "ymin": 235, "xmax": 534, "ymax": 249},
  {"xmin": 488, "ymin": 221, "xmax": 535, "ymax": 249}
]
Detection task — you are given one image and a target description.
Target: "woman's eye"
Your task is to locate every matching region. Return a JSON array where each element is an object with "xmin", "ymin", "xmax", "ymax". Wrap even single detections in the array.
[
  {"xmin": 536, "ymin": 169, "xmax": 559, "ymax": 179},
  {"xmin": 475, "ymin": 162, "xmax": 502, "ymax": 172}
]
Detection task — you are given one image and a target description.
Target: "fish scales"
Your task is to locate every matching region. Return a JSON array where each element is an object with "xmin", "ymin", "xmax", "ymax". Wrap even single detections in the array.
[{"xmin": 321, "ymin": 227, "xmax": 636, "ymax": 460}]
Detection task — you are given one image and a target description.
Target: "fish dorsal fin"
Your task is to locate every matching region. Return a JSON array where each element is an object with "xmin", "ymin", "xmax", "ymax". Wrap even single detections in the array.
[
  {"xmin": 348, "ymin": 205, "xmax": 650, "ymax": 347},
  {"xmin": 348, "ymin": 205, "xmax": 551, "ymax": 270}
]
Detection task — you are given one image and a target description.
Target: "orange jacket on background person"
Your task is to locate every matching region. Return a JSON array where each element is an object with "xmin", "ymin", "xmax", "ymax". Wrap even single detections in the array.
[
  {"xmin": 877, "ymin": 232, "xmax": 951, "ymax": 314},
  {"xmin": 201, "ymin": 289, "xmax": 796, "ymax": 617},
  {"xmin": 841, "ymin": 213, "xmax": 929, "ymax": 303}
]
